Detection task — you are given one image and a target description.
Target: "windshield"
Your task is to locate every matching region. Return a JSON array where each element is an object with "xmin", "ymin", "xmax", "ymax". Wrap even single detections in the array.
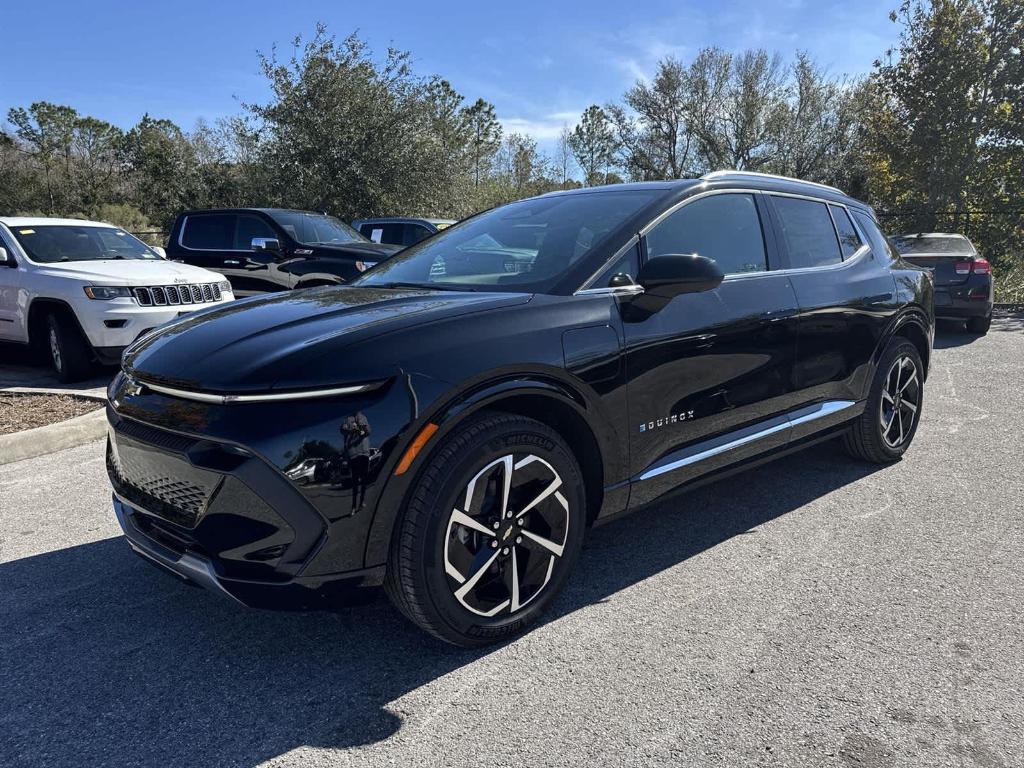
[
  {"xmin": 10, "ymin": 225, "xmax": 160, "ymax": 263},
  {"xmin": 356, "ymin": 191, "xmax": 657, "ymax": 292},
  {"xmin": 267, "ymin": 211, "xmax": 366, "ymax": 246},
  {"xmin": 891, "ymin": 235, "xmax": 974, "ymax": 256}
]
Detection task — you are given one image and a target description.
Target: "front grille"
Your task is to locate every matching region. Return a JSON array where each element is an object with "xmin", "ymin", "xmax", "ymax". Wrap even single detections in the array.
[
  {"xmin": 133, "ymin": 283, "xmax": 223, "ymax": 307},
  {"xmin": 107, "ymin": 423, "xmax": 221, "ymax": 528},
  {"xmin": 115, "ymin": 417, "xmax": 197, "ymax": 453}
]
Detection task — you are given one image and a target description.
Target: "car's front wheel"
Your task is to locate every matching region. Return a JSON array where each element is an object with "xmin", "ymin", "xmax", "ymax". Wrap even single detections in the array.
[
  {"xmin": 46, "ymin": 312, "xmax": 93, "ymax": 383},
  {"xmin": 385, "ymin": 413, "xmax": 586, "ymax": 646}
]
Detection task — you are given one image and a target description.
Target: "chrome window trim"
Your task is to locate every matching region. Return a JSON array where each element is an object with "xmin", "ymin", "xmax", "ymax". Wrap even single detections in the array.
[
  {"xmin": 637, "ymin": 400, "xmax": 857, "ymax": 481},
  {"xmin": 574, "ymin": 285, "xmax": 645, "ymax": 297},
  {"xmin": 575, "ymin": 185, "xmax": 873, "ymax": 293},
  {"xmin": 577, "ymin": 235, "xmax": 640, "ymax": 291},
  {"xmin": 136, "ymin": 379, "xmax": 382, "ymax": 404},
  {"xmin": 701, "ymin": 170, "xmax": 845, "ymax": 195},
  {"xmin": 722, "ymin": 243, "xmax": 871, "ymax": 281}
]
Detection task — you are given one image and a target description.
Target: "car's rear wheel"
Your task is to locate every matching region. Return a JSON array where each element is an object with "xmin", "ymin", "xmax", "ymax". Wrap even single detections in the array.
[
  {"xmin": 385, "ymin": 412, "xmax": 586, "ymax": 646},
  {"xmin": 966, "ymin": 314, "xmax": 991, "ymax": 335},
  {"xmin": 46, "ymin": 312, "xmax": 93, "ymax": 383},
  {"xmin": 843, "ymin": 338, "xmax": 924, "ymax": 463}
]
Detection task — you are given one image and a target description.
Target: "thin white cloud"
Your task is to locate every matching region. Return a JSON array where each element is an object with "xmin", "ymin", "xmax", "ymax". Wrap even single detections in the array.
[{"xmin": 500, "ymin": 110, "xmax": 583, "ymax": 142}]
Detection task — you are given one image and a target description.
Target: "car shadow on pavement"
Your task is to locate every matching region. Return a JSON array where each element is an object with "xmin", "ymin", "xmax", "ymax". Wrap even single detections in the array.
[
  {"xmin": 0, "ymin": 440, "xmax": 882, "ymax": 767},
  {"xmin": 932, "ymin": 319, "xmax": 981, "ymax": 348}
]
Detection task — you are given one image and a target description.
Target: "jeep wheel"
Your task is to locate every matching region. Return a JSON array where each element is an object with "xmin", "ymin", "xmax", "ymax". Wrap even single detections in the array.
[{"xmin": 46, "ymin": 312, "xmax": 93, "ymax": 383}]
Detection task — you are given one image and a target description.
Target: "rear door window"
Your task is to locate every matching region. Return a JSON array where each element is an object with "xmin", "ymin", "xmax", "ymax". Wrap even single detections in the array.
[
  {"xmin": 829, "ymin": 205, "xmax": 862, "ymax": 259},
  {"xmin": 645, "ymin": 193, "xmax": 768, "ymax": 275},
  {"xmin": 181, "ymin": 214, "xmax": 236, "ymax": 250},
  {"xmin": 771, "ymin": 197, "xmax": 842, "ymax": 268}
]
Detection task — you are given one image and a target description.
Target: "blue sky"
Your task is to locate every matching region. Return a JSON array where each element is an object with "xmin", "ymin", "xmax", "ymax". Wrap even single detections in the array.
[{"xmin": 2, "ymin": 0, "xmax": 902, "ymax": 151}]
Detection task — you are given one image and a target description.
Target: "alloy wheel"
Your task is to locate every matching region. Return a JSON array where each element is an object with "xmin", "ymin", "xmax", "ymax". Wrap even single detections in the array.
[
  {"xmin": 443, "ymin": 453, "xmax": 570, "ymax": 617},
  {"xmin": 879, "ymin": 355, "xmax": 920, "ymax": 449}
]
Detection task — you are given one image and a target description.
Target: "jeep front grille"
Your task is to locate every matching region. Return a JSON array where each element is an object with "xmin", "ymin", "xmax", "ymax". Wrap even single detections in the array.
[{"xmin": 134, "ymin": 283, "xmax": 222, "ymax": 307}]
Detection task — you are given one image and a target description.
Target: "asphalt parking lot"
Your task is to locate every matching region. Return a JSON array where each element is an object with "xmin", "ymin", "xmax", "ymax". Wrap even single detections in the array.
[{"xmin": 2, "ymin": 316, "xmax": 1023, "ymax": 768}]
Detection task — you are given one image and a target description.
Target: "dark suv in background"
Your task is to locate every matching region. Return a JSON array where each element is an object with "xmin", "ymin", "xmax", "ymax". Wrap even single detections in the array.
[
  {"xmin": 891, "ymin": 232, "xmax": 993, "ymax": 334},
  {"xmin": 352, "ymin": 217, "xmax": 456, "ymax": 247},
  {"xmin": 166, "ymin": 208, "xmax": 400, "ymax": 296},
  {"xmin": 108, "ymin": 171, "xmax": 933, "ymax": 646}
]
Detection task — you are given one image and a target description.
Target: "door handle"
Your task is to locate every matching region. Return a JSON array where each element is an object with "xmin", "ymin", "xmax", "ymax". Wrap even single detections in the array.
[{"xmin": 224, "ymin": 259, "xmax": 241, "ymax": 266}]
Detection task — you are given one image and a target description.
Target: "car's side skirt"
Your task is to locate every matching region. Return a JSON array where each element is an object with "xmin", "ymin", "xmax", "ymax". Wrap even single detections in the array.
[{"xmin": 636, "ymin": 400, "xmax": 861, "ymax": 483}]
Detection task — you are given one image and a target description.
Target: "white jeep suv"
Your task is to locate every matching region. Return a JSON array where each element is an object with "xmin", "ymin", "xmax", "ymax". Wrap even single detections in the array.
[{"xmin": 0, "ymin": 217, "xmax": 234, "ymax": 382}]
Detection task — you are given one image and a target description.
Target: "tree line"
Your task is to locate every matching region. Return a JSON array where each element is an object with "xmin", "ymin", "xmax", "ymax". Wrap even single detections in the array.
[{"xmin": 1, "ymin": 1, "xmax": 1021, "ymax": 300}]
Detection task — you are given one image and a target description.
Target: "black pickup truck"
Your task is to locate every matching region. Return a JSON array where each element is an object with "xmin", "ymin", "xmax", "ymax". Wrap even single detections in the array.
[{"xmin": 165, "ymin": 208, "xmax": 401, "ymax": 296}]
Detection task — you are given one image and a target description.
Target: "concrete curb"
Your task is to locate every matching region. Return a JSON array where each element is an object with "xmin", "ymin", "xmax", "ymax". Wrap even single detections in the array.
[
  {"xmin": 0, "ymin": 386, "xmax": 106, "ymax": 400},
  {"xmin": 0, "ymin": 406, "xmax": 107, "ymax": 466}
]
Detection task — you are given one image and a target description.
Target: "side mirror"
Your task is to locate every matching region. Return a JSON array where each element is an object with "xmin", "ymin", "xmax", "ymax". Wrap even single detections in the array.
[
  {"xmin": 252, "ymin": 237, "xmax": 281, "ymax": 253},
  {"xmin": 0, "ymin": 247, "xmax": 9, "ymax": 265},
  {"xmin": 150, "ymin": 245, "xmax": 167, "ymax": 259},
  {"xmin": 607, "ymin": 272, "xmax": 636, "ymax": 288},
  {"xmin": 637, "ymin": 254, "xmax": 724, "ymax": 298}
]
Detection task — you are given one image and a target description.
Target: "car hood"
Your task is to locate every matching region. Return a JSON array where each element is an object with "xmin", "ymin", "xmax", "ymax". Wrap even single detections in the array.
[
  {"xmin": 311, "ymin": 241, "xmax": 401, "ymax": 259},
  {"xmin": 123, "ymin": 286, "xmax": 531, "ymax": 392},
  {"xmin": 34, "ymin": 259, "xmax": 223, "ymax": 285}
]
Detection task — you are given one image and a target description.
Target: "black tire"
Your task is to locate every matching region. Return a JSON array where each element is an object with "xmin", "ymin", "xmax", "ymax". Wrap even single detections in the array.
[
  {"xmin": 843, "ymin": 337, "xmax": 924, "ymax": 463},
  {"xmin": 966, "ymin": 314, "xmax": 991, "ymax": 335},
  {"xmin": 385, "ymin": 412, "xmax": 587, "ymax": 646},
  {"xmin": 45, "ymin": 312, "xmax": 93, "ymax": 383}
]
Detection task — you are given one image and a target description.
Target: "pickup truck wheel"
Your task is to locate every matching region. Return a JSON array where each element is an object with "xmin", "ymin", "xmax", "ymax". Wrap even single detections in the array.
[
  {"xmin": 46, "ymin": 312, "xmax": 93, "ymax": 383},
  {"xmin": 385, "ymin": 413, "xmax": 586, "ymax": 646}
]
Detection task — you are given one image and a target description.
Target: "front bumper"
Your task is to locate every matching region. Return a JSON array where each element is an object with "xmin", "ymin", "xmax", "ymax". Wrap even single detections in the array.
[
  {"xmin": 75, "ymin": 295, "xmax": 234, "ymax": 349},
  {"xmin": 113, "ymin": 494, "xmax": 384, "ymax": 607},
  {"xmin": 107, "ymin": 410, "xmax": 385, "ymax": 609}
]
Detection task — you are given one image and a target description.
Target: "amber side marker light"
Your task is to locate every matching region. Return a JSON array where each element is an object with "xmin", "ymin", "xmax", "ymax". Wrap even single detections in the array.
[{"xmin": 394, "ymin": 422, "xmax": 439, "ymax": 476}]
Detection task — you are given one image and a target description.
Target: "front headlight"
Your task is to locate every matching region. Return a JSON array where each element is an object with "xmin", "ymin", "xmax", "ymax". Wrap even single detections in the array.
[
  {"xmin": 218, "ymin": 281, "xmax": 232, "ymax": 294},
  {"xmin": 83, "ymin": 286, "xmax": 132, "ymax": 300}
]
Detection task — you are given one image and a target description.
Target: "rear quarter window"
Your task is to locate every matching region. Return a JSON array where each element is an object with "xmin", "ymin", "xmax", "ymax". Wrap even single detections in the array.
[
  {"xmin": 851, "ymin": 210, "xmax": 900, "ymax": 262},
  {"xmin": 829, "ymin": 205, "xmax": 862, "ymax": 258}
]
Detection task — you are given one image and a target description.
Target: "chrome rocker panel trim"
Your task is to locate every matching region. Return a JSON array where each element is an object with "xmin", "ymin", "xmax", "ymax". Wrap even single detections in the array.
[{"xmin": 637, "ymin": 400, "xmax": 859, "ymax": 481}]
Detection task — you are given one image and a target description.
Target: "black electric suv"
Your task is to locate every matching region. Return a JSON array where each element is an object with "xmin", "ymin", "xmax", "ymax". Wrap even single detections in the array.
[
  {"xmin": 165, "ymin": 208, "xmax": 401, "ymax": 296},
  {"xmin": 890, "ymin": 232, "xmax": 993, "ymax": 334},
  {"xmin": 106, "ymin": 171, "xmax": 934, "ymax": 646}
]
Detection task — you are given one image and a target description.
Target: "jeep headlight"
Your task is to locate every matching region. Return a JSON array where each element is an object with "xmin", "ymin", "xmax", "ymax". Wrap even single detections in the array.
[
  {"xmin": 218, "ymin": 281, "xmax": 232, "ymax": 294},
  {"xmin": 83, "ymin": 286, "xmax": 132, "ymax": 300}
]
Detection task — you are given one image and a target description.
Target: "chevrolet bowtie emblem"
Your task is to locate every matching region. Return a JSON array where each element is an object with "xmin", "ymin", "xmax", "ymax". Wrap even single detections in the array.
[{"xmin": 124, "ymin": 377, "xmax": 146, "ymax": 397}]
